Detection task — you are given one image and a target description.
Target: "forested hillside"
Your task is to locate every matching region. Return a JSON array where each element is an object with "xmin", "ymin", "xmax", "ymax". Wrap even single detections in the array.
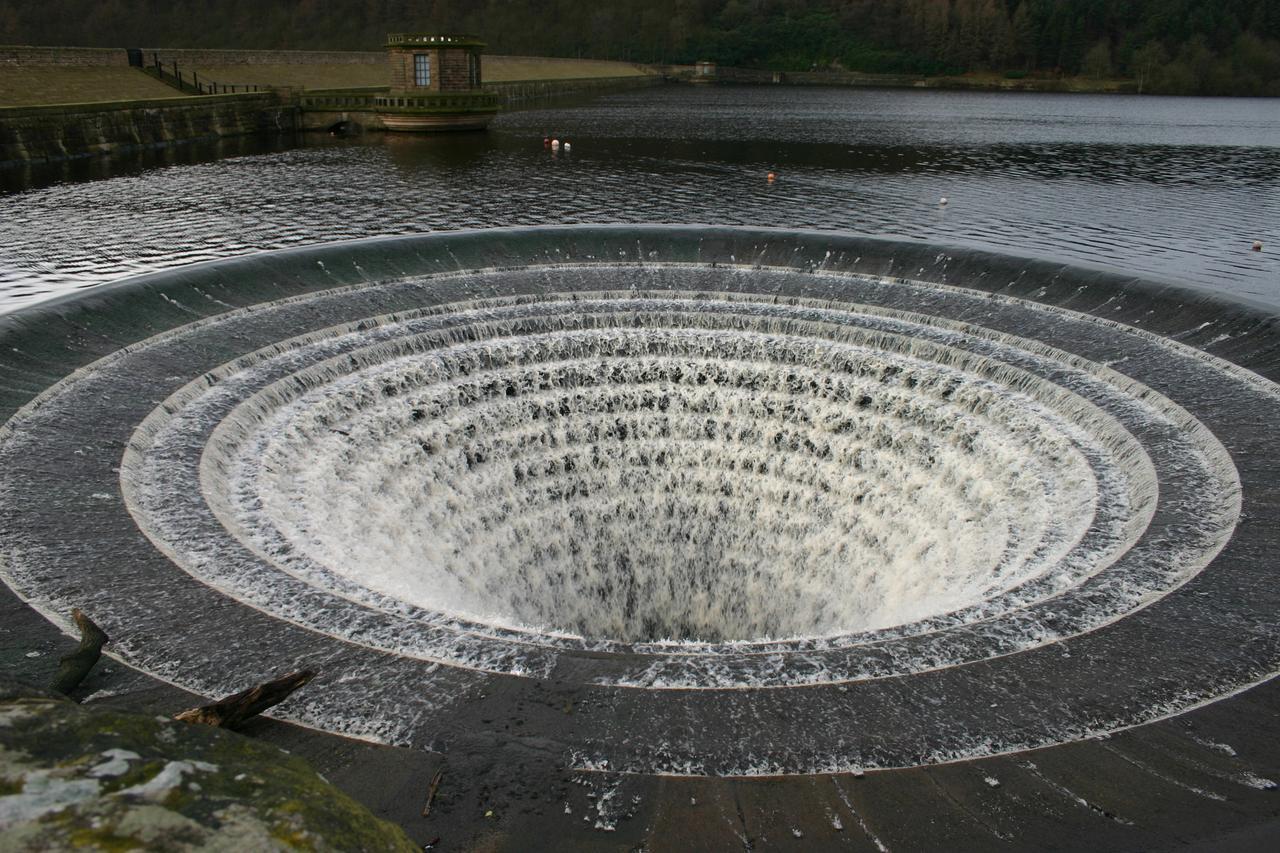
[{"xmin": 3, "ymin": 0, "xmax": 1278, "ymax": 94}]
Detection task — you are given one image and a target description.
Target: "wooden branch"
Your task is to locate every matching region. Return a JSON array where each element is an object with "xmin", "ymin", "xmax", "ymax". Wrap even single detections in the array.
[
  {"xmin": 50, "ymin": 608, "xmax": 109, "ymax": 696},
  {"xmin": 174, "ymin": 670, "xmax": 315, "ymax": 728},
  {"xmin": 422, "ymin": 768, "xmax": 445, "ymax": 817}
]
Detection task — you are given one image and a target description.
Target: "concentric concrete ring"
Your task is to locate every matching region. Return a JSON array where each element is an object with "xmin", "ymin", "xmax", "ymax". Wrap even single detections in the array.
[{"xmin": 2, "ymin": 226, "xmax": 1279, "ymax": 778}]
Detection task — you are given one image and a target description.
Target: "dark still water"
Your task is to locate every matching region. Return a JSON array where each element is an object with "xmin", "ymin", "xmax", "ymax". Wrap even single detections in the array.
[{"xmin": 1, "ymin": 86, "xmax": 1277, "ymax": 312}]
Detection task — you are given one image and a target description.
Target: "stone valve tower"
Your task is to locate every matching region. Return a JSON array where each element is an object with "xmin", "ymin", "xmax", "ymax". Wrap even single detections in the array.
[{"xmin": 374, "ymin": 34, "xmax": 500, "ymax": 131}]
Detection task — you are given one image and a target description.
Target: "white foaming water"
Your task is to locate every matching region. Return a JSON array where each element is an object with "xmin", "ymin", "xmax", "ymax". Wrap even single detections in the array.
[{"xmin": 192, "ymin": 291, "xmax": 1148, "ymax": 645}]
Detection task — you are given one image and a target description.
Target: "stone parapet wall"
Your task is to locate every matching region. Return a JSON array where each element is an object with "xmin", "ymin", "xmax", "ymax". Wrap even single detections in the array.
[
  {"xmin": 0, "ymin": 45, "xmax": 384, "ymax": 68},
  {"xmin": 0, "ymin": 93, "xmax": 293, "ymax": 164},
  {"xmin": 142, "ymin": 48, "xmax": 383, "ymax": 67},
  {"xmin": 0, "ymin": 46, "xmax": 129, "ymax": 67}
]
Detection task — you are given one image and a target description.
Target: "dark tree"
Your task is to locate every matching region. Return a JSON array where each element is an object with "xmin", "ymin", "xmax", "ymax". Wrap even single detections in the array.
[{"xmin": 3, "ymin": 0, "xmax": 1278, "ymax": 93}]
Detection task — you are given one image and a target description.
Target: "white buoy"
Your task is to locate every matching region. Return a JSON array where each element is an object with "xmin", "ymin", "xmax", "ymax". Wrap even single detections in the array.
[
  {"xmin": 564, "ymin": 141, "xmax": 571, "ymax": 152},
  {"xmin": 940, "ymin": 197, "xmax": 949, "ymax": 206},
  {"xmin": 1254, "ymin": 241, "xmax": 1264, "ymax": 252}
]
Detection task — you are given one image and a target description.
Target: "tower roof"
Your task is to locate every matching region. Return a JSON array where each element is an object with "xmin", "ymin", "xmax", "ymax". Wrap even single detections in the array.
[{"xmin": 385, "ymin": 34, "xmax": 486, "ymax": 50}]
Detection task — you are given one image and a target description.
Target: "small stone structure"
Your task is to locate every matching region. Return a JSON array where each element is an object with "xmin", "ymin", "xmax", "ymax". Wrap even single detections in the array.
[{"xmin": 374, "ymin": 34, "xmax": 500, "ymax": 131}]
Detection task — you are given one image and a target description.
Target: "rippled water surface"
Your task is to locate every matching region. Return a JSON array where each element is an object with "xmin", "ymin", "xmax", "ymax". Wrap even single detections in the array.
[{"xmin": 1, "ymin": 86, "xmax": 1277, "ymax": 311}]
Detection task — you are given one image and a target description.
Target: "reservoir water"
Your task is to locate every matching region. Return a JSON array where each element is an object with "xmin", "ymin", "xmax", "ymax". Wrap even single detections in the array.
[
  {"xmin": 1, "ymin": 85, "xmax": 1277, "ymax": 311},
  {"xmin": 6, "ymin": 83, "xmax": 1280, "ymax": 791}
]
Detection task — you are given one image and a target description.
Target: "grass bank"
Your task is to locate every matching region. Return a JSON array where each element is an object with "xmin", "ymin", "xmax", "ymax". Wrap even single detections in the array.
[{"xmin": 0, "ymin": 67, "xmax": 181, "ymax": 106}]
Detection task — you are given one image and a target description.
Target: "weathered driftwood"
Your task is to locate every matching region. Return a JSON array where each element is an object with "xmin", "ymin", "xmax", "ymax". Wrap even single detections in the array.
[
  {"xmin": 175, "ymin": 670, "xmax": 315, "ymax": 728},
  {"xmin": 422, "ymin": 768, "xmax": 445, "ymax": 817},
  {"xmin": 50, "ymin": 608, "xmax": 109, "ymax": 696}
]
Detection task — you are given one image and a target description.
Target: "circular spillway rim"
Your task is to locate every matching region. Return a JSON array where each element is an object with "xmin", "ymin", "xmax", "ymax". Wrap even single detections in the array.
[
  {"xmin": 1, "ymin": 225, "xmax": 1277, "ymax": 775},
  {"xmin": 131, "ymin": 285, "xmax": 1168, "ymax": 653}
]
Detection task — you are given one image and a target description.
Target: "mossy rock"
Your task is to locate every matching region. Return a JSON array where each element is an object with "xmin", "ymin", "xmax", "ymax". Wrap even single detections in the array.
[{"xmin": 0, "ymin": 682, "xmax": 417, "ymax": 852}]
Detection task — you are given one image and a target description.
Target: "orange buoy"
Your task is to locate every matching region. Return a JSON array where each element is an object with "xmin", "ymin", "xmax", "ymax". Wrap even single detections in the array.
[{"xmin": 767, "ymin": 172, "xmax": 776, "ymax": 183}]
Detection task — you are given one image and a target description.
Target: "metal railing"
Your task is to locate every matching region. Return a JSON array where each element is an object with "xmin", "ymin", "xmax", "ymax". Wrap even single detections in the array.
[{"xmin": 142, "ymin": 53, "xmax": 267, "ymax": 95}]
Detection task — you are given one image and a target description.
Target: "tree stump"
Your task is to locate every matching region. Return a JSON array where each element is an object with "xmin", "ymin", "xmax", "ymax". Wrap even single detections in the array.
[
  {"xmin": 175, "ymin": 670, "xmax": 316, "ymax": 729},
  {"xmin": 50, "ymin": 608, "xmax": 109, "ymax": 696}
]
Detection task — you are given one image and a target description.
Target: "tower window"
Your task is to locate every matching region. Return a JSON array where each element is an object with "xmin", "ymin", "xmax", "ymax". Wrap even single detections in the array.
[{"xmin": 414, "ymin": 54, "xmax": 431, "ymax": 86}]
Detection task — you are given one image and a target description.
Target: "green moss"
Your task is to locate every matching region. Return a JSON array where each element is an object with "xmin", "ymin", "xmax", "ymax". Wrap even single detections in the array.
[
  {"xmin": 67, "ymin": 826, "xmax": 145, "ymax": 852},
  {"xmin": 269, "ymin": 817, "xmax": 319, "ymax": 851},
  {"xmin": 0, "ymin": 691, "xmax": 419, "ymax": 852}
]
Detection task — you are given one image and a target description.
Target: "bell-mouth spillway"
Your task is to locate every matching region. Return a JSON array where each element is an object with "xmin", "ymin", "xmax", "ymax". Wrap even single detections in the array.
[{"xmin": 1, "ymin": 225, "xmax": 1279, "ymax": 779}]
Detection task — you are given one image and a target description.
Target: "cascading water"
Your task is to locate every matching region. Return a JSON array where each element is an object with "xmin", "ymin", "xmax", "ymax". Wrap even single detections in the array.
[
  {"xmin": 1, "ymin": 227, "xmax": 1277, "ymax": 776},
  {"xmin": 188, "ymin": 288, "xmax": 1143, "ymax": 645}
]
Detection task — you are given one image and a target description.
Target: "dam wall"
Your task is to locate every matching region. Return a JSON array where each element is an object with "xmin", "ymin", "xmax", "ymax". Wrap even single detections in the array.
[
  {"xmin": 142, "ymin": 48, "xmax": 384, "ymax": 67},
  {"xmin": 484, "ymin": 74, "xmax": 662, "ymax": 103},
  {"xmin": 0, "ymin": 44, "xmax": 382, "ymax": 67},
  {"xmin": 0, "ymin": 42, "xmax": 666, "ymax": 162},
  {"xmin": 0, "ymin": 72, "xmax": 664, "ymax": 162},
  {"xmin": 0, "ymin": 46, "xmax": 130, "ymax": 67},
  {"xmin": 0, "ymin": 92, "xmax": 293, "ymax": 165}
]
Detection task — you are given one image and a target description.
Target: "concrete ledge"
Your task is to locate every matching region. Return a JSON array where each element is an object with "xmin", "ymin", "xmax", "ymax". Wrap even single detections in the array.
[{"xmin": 0, "ymin": 91, "xmax": 277, "ymax": 117}]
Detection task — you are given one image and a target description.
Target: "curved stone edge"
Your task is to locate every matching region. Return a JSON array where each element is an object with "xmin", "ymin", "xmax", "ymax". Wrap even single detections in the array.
[
  {"xmin": 123, "ymin": 287, "xmax": 1179, "ymax": 675},
  {"xmin": 2, "ymin": 225, "xmax": 1279, "ymax": 428}
]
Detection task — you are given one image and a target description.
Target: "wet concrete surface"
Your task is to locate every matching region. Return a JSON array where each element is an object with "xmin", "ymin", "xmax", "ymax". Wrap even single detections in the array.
[{"xmin": 5, "ymin": 599, "xmax": 1278, "ymax": 851}]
